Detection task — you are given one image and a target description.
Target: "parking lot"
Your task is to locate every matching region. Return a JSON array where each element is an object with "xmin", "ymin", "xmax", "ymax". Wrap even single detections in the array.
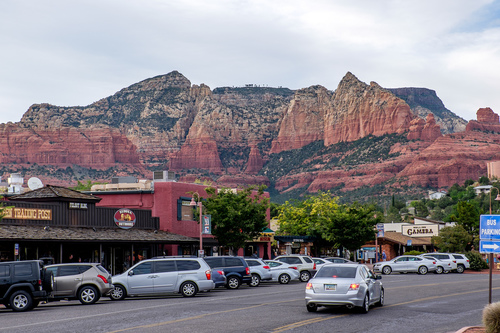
[{"xmin": 1, "ymin": 271, "xmax": 499, "ymax": 333}]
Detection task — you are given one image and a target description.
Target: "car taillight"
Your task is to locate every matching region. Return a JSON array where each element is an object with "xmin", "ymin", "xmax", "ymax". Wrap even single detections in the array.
[
  {"xmin": 263, "ymin": 265, "xmax": 270, "ymax": 269},
  {"xmin": 453, "ymin": 260, "xmax": 456, "ymax": 263},
  {"xmin": 205, "ymin": 270, "xmax": 212, "ymax": 280},
  {"xmin": 245, "ymin": 267, "xmax": 250, "ymax": 275},
  {"xmin": 467, "ymin": 260, "xmax": 469, "ymax": 262},
  {"xmin": 217, "ymin": 270, "xmax": 225, "ymax": 276},
  {"xmin": 313, "ymin": 263, "xmax": 316, "ymax": 270},
  {"xmin": 38, "ymin": 279, "xmax": 42, "ymax": 290},
  {"xmin": 98, "ymin": 275, "xmax": 109, "ymax": 284},
  {"xmin": 433, "ymin": 261, "xmax": 436, "ymax": 264},
  {"xmin": 289, "ymin": 266, "xmax": 298, "ymax": 270},
  {"xmin": 348, "ymin": 284, "xmax": 360, "ymax": 290},
  {"xmin": 306, "ymin": 282, "xmax": 313, "ymax": 290}
]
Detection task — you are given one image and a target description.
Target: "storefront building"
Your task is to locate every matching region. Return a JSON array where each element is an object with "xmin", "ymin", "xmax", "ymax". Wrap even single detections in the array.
[
  {"xmin": 0, "ymin": 185, "xmax": 196, "ymax": 274},
  {"xmin": 89, "ymin": 179, "xmax": 273, "ymax": 259}
]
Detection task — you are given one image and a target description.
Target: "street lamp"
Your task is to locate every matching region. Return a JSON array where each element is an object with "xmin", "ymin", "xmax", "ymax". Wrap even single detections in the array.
[
  {"xmin": 190, "ymin": 193, "xmax": 203, "ymax": 257},
  {"xmin": 488, "ymin": 186, "xmax": 500, "ymax": 303}
]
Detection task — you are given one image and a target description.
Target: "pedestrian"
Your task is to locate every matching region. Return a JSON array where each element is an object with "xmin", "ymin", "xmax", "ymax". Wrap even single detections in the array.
[
  {"xmin": 251, "ymin": 251, "xmax": 258, "ymax": 258},
  {"xmin": 382, "ymin": 251, "xmax": 387, "ymax": 261}
]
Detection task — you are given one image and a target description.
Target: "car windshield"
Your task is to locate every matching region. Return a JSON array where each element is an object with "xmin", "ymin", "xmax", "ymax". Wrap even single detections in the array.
[{"xmin": 316, "ymin": 266, "xmax": 357, "ymax": 278}]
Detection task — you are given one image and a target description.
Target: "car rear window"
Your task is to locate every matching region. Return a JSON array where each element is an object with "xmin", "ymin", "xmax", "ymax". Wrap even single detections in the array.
[
  {"xmin": 58, "ymin": 265, "xmax": 81, "ymax": 276},
  {"xmin": 14, "ymin": 263, "xmax": 33, "ymax": 276},
  {"xmin": 246, "ymin": 260, "xmax": 259, "ymax": 267},
  {"xmin": 225, "ymin": 258, "xmax": 243, "ymax": 267},
  {"xmin": 204, "ymin": 258, "xmax": 223, "ymax": 268},
  {"xmin": 78, "ymin": 265, "xmax": 93, "ymax": 273},
  {"xmin": 303, "ymin": 257, "xmax": 313, "ymax": 263},
  {"xmin": 453, "ymin": 254, "xmax": 464, "ymax": 259},
  {"xmin": 0, "ymin": 265, "xmax": 9, "ymax": 277},
  {"xmin": 96, "ymin": 265, "xmax": 109, "ymax": 274},
  {"xmin": 176, "ymin": 260, "xmax": 201, "ymax": 271},
  {"xmin": 155, "ymin": 260, "xmax": 176, "ymax": 272},
  {"xmin": 316, "ymin": 267, "xmax": 357, "ymax": 279}
]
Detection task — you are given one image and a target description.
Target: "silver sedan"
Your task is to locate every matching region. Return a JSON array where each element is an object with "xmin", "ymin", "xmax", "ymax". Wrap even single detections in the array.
[
  {"xmin": 305, "ymin": 264, "xmax": 383, "ymax": 313},
  {"xmin": 373, "ymin": 255, "xmax": 437, "ymax": 275}
]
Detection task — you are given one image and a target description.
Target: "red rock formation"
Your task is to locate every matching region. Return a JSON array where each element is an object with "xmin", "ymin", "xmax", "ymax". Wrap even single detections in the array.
[
  {"xmin": 407, "ymin": 113, "xmax": 442, "ymax": 141},
  {"xmin": 270, "ymin": 86, "xmax": 331, "ymax": 153},
  {"xmin": 245, "ymin": 145, "xmax": 264, "ymax": 174},
  {"xmin": 324, "ymin": 73, "xmax": 415, "ymax": 146},
  {"xmin": 466, "ymin": 107, "xmax": 500, "ymax": 133},
  {"xmin": 0, "ymin": 124, "xmax": 140, "ymax": 168}
]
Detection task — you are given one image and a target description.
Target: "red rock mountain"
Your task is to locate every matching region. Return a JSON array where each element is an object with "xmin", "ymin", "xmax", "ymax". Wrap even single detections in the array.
[{"xmin": 0, "ymin": 71, "xmax": 492, "ymax": 201}]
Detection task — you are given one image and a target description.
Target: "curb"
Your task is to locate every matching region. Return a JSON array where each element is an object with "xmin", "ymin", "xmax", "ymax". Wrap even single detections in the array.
[{"xmin": 454, "ymin": 326, "xmax": 485, "ymax": 333}]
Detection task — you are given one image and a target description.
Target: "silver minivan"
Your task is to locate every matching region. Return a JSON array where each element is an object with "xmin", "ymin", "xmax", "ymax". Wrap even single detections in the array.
[{"xmin": 109, "ymin": 257, "xmax": 215, "ymax": 299}]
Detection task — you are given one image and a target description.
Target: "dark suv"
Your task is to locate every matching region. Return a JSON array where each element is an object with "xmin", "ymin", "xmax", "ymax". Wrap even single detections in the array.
[
  {"xmin": 0, "ymin": 260, "xmax": 53, "ymax": 311},
  {"xmin": 203, "ymin": 256, "xmax": 251, "ymax": 289}
]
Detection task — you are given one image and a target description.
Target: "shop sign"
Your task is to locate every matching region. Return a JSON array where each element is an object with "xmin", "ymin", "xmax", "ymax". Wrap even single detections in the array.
[
  {"xmin": 402, "ymin": 224, "xmax": 438, "ymax": 237},
  {"xmin": 114, "ymin": 208, "xmax": 136, "ymax": 229},
  {"xmin": 69, "ymin": 202, "xmax": 88, "ymax": 209},
  {"xmin": 3, "ymin": 207, "xmax": 52, "ymax": 220}
]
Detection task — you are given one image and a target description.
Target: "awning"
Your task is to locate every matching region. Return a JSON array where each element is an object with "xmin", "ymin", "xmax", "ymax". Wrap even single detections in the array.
[{"xmin": 0, "ymin": 225, "xmax": 197, "ymax": 243}]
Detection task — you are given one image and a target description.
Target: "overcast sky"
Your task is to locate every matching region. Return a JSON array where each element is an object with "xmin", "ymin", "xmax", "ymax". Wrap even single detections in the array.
[{"xmin": 1, "ymin": 0, "xmax": 499, "ymax": 124}]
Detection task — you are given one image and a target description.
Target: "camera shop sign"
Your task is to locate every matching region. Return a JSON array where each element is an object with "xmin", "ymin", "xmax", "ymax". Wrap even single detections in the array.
[
  {"xmin": 402, "ymin": 225, "xmax": 439, "ymax": 237},
  {"xmin": 114, "ymin": 208, "xmax": 136, "ymax": 229}
]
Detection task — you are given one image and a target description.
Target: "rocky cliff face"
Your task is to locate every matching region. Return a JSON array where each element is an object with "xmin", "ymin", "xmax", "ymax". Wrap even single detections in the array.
[
  {"xmin": 388, "ymin": 87, "xmax": 467, "ymax": 133},
  {"xmin": 466, "ymin": 107, "xmax": 500, "ymax": 132},
  {"xmin": 1, "ymin": 70, "xmax": 490, "ymax": 203}
]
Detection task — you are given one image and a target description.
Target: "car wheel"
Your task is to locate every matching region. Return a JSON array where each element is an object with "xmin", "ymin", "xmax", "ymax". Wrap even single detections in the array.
[
  {"xmin": 299, "ymin": 271, "xmax": 311, "ymax": 282},
  {"xmin": 180, "ymin": 281, "xmax": 198, "ymax": 297},
  {"xmin": 109, "ymin": 285, "xmax": 127, "ymax": 301},
  {"xmin": 376, "ymin": 288, "xmax": 384, "ymax": 307},
  {"xmin": 226, "ymin": 276, "xmax": 241, "ymax": 289},
  {"xmin": 443, "ymin": 269, "xmax": 450, "ymax": 274},
  {"xmin": 382, "ymin": 266, "xmax": 392, "ymax": 275},
  {"xmin": 9, "ymin": 290, "xmax": 33, "ymax": 312},
  {"xmin": 435, "ymin": 266, "xmax": 443, "ymax": 274},
  {"xmin": 78, "ymin": 285, "xmax": 99, "ymax": 305},
  {"xmin": 249, "ymin": 274, "xmax": 260, "ymax": 287},
  {"xmin": 279, "ymin": 273, "xmax": 290, "ymax": 284},
  {"xmin": 360, "ymin": 294, "xmax": 370, "ymax": 314},
  {"xmin": 306, "ymin": 303, "xmax": 318, "ymax": 312},
  {"xmin": 456, "ymin": 265, "xmax": 465, "ymax": 274},
  {"xmin": 418, "ymin": 266, "xmax": 428, "ymax": 275}
]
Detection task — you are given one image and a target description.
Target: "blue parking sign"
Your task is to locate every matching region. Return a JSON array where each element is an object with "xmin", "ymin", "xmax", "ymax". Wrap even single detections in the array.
[{"xmin": 480, "ymin": 215, "xmax": 500, "ymax": 240}]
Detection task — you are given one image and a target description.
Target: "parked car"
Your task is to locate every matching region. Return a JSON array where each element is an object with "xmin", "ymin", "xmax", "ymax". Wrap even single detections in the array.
[
  {"xmin": 419, "ymin": 254, "xmax": 455, "ymax": 274},
  {"xmin": 373, "ymin": 255, "xmax": 437, "ymax": 275},
  {"xmin": 264, "ymin": 260, "xmax": 300, "ymax": 284},
  {"xmin": 45, "ymin": 263, "xmax": 113, "ymax": 305},
  {"xmin": 109, "ymin": 257, "xmax": 215, "ymax": 299},
  {"xmin": 451, "ymin": 253, "xmax": 470, "ymax": 273},
  {"xmin": 312, "ymin": 257, "xmax": 330, "ymax": 269},
  {"xmin": 274, "ymin": 255, "xmax": 316, "ymax": 282},
  {"xmin": 244, "ymin": 258, "xmax": 272, "ymax": 287},
  {"xmin": 211, "ymin": 269, "xmax": 226, "ymax": 288},
  {"xmin": 203, "ymin": 256, "xmax": 251, "ymax": 289},
  {"xmin": 0, "ymin": 260, "xmax": 53, "ymax": 312},
  {"xmin": 323, "ymin": 257, "xmax": 356, "ymax": 264},
  {"xmin": 305, "ymin": 263, "xmax": 383, "ymax": 313}
]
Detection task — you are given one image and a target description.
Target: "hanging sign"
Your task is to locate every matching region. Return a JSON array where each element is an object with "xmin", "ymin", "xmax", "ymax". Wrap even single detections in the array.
[
  {"xmin": 202, "ymin": 215, "xmax": 211, "ymax": 234},
  {"xmin": 114, "ymin": 208, "xmax": 136, "ymax": 229}
]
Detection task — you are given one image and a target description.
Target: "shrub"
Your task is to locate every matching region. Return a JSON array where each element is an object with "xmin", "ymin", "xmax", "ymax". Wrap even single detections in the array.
[
  {"xmin": 404, "ymin": 250, "xmax": 424, "ymax": 256},
  {"xmin": 483, "ymin": 302, "xmax": 500, "ymax": 333},
  {"xmin": 466, "ymin": 251, "xmax": 489, "ymax": 271}
]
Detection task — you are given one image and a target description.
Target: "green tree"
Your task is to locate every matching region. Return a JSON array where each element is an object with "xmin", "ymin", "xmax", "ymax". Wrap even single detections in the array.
[
  {"xmin": 479, "ymin": 176, "xmax": 490, "ymax": 185},
  {"xmin": 278, "ymin": 191, "xmax": 338, "ymax": 238},
  {"xmin": 321, "ymin": 202, "xmax": 381, "ymax": 252},
  {"xmin": 202, "ymin": 186, "xmax": 269, "ymax": 253},
  {"xmin": 71, "ymin": 180, "xmax": 106, "ymax": 191},
  {"xmin": 431, "ymin": 225, "xmax": 473, "ymax": 252},
  {"xmin": 451, "ymin": 201, "xmax": 480, "ymax": 236},
  {"xmin": 411, "ymin": 200, "xmax": 429, "ymax": 218},
  {"xmin": 384, "ymin": 205, "xmax": 402, "ymax": 223}
]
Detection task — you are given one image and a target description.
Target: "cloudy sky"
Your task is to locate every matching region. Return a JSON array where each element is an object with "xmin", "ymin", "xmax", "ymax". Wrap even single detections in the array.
[{"xmin": 1, "ymin": 0, "xmax": 499, "ymax": 124}]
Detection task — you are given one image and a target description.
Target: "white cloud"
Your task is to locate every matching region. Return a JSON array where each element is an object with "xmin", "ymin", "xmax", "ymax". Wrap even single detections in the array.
[{"xmin": 0, "ymin": 0, "xmax": 499, "ymax": 123}]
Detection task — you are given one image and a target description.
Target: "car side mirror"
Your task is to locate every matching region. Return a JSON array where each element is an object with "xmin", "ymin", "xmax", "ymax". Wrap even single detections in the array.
[{"xmin": 128, "ymin": 270, "xmax": 134, "ymax": 276}]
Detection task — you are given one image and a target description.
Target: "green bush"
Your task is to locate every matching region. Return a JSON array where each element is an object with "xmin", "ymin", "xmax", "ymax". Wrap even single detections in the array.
[
  {"xmin": 404, "ymin": 250, "xmax": 424, "ymax": 255},
  {"xmin": 483, "ymin": 302, "xmax": 500, "ymax": 333},
  {"xmin": 465, "ymin": 251, "xmax": 488, "ymax": 271}
]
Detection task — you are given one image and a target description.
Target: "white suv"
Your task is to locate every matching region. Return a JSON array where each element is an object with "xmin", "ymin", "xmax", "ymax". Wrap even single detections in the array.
[
  {"xmin": 419, "ymin": 254, "xmax": 456, "ymax": 274},
  {"xmin": 109, "ymin": 257, "xmax": 215, "ymax": 299},
  {"xmin": 451, "ymin": 253, "xmax": 470, "ymax": 273},
  {"xmin": 274, "ymin": 255, "xmax": 316, "ymax": 282}
]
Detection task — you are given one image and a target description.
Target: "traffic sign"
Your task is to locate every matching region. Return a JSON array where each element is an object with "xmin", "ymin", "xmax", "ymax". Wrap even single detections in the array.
[
  {"xmin": 480, "ymin": 240, "xmax": 500, "ymax": 253},
  {"xmin": 480, "ymin": 215, "xmax": 500, "ymax": 240}
]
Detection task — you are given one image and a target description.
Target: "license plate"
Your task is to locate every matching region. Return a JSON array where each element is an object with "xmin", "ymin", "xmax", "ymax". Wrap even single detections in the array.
[{"xmin": 324, "ymin": 284, "xmax": 336, "ymax": 291}]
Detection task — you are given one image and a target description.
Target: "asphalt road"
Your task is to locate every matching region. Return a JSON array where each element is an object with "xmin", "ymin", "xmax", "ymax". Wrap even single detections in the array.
[{"xmin": 1, "ymin": 272, "xmax": 499, "ymax": 333}]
